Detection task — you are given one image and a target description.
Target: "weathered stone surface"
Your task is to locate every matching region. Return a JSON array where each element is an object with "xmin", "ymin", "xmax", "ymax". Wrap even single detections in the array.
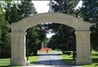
[{"xmin": 11, "ymin": 13, "xmax": 92, "ymax": 65}]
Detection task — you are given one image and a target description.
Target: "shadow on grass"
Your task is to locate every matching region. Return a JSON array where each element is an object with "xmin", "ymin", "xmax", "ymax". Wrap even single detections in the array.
[
  {"xmin": 95, "ymin": 64, "xmax": 98, "ymax": 66},
  {"xmin": 38, "ymin": 54, "xmax": 62, "ymax": 56},
  {"xmin": 30, "ymin": 61, "xmax": 36, "ymax": 64},
  {"xmin": 0, "ymin": 65, "xmax": 10, "ymax": 67},
  {"xmin": 63, "ymin": 59, "xmax": 74, "ymax": 65},
  {"xmin": 0, "ymin": 65, "xmax": 19, "ymax": 67},
  {"xmin": 92, "ymin": 54, "xmax": 98, "ymax": 56},
  {"xmin": 0, "ymin": 65, "xmax": 20, "ymax": 67},
  {"xmin": 93, "ymin": 58, "xmax": 98, "ymax": 66},
  {"xmin": 93, "ymin": 58, "xmax": 98, "ymax": 63}
]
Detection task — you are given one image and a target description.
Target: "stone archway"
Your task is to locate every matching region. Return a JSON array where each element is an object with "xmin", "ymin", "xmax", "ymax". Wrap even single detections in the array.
[{"xmin": 11, "ymin": 13, "xmax": 92, "ymax": 65}]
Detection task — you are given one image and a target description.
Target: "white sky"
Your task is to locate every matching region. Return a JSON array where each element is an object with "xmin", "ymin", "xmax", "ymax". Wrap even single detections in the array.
[
  {"xmin": 74, "ymin": 0, "xmax": 83, "ymax": 10},
  {"xmin": 46, "ymin": 32, "xmax": 55, "ymax": 38},
  {"xmin": 32, "ymin": 1, "xmax": 49, "ymax": 13},
  {"xmin": 0, "ymin": 0, "xmax": 83, "ymax": 13}
]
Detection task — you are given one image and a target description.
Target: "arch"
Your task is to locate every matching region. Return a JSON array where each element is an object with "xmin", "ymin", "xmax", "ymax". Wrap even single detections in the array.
[
  {"xmin": 11, "ymin": 13, "xmax": 92, "ymax": 65},
  {"xmin": 11, "ymin": 13, "xmax": 91, "ymax": 32}
]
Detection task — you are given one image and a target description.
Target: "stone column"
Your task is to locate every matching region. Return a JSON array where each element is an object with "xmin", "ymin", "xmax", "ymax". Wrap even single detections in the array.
[
  {"xmin": 75, "ymin": 31, "xmax": 92, "ymax": 65},
  {"xmin": 10, "ymin": 32, "xmax": 29, "ymax": 66}
]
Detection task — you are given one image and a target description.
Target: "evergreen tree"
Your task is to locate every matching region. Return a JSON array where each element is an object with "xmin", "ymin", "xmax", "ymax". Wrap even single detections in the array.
[
  {"xmin": 5, "ymin": 3, "xmax": 20, "ymax": 24},
  {"xmin": 19, "ymin": 0, "xmax": 37, "ymax": 17},
  {"xmin": 26, "ymin": 25, "xmax": 46, "ymax": 56},
  {"xmin": 5, "ymin": 0, "xmax": 37, "ymax": 23},
  {"xmin": 10, "ymin": 3, "xmax": 20, "ymax": 23},
  {"xmin": 4, "ymin": 1, "xmax": 11, "ymax": 23},
  {"xmin": 0, "ymin": 4, "xmax": 11, "ymax": 58},
  {"xmin": 51, "ymin": 0, "xmax": 78, "ymax": 15},
  {"xmin": 81, "ymin": 0, "xmax": 98, "ymax": 22},
  {"xmin": 80, "ymin": 0, "xmax": 98, "ymax": 51}
]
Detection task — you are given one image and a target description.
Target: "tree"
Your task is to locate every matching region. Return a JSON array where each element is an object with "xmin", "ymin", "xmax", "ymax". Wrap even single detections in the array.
[
  {"xmin": 51, "ymin": 0, "xmax": 78, "ymax": 15},
  {"xmin": 4, "ymin": 0, "xmax": 13, "ymax": 24},
  {"xmin": 42, "ymin": 23, "xmax": 76, "ymax": 51},
  {"xmin": 80, "ymin": 0, "xmax": 98, "ymax": 51},
  {"xmin": 0, "ymin": 4, "xmax": 10, "ymax": 58},
  {"xmin": 26, "ymin": 25, "xmax": 46, "ymax": 56},
  {"xmin": 5, "ymin": 0, "xmax": 37, "ymax": 24},
  {"xmin": 19, "ymin": 0, "xmax": 37, "ymax": 17},
  {"xmin": 0, "ymin": 0, "xmax": 37, "ymax": 57},
  {"xmin": 80, "ymin": 0, "xmax": 98, "ymax": 22},
  {"xmin": 5, "ymin": 3, "xmax": 21, "ymax": 24}
]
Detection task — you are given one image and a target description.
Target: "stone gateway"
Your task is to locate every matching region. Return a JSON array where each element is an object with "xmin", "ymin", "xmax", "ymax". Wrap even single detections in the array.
[{"xmin": 11, "ymin": 13, "xmax": 92, "ymax": 65}]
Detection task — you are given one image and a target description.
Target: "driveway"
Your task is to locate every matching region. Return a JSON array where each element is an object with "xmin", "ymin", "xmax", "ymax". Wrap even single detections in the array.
[{"xmin": 23, "ymin": 51, "xmax": 81, "ymax": 67}]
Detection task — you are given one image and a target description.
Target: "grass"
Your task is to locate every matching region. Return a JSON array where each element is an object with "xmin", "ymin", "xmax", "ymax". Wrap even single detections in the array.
[
  {"xmin": 28, "ymin": 55, "xmax": 38, "ymax": 64},
  {"xmin": 83, "ymin": 50, "xmax": 98, "ymax": 67},
  {"xmin": 60, "ymin": 54, "xmax": 73, "ymax": 65},
  {"xmin": 0, "ymin": 56, "xmax": 38, "ymax": 67},
  {"xmin": 0, "ymin": 58, "xmax": 20, "ymax": 67},
  {"xmin": 0, "ymin": 58, "xmax": 11, "ymax": 67},
  {"xmin": 61, "ymin": 50, "xmax": 98, "ymax": 67}
]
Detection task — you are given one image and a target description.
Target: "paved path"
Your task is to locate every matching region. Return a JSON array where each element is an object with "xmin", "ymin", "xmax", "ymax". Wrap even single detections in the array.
[{"xmin": 23, "ymin": 51, "xmax": 81, "ymax": 67}]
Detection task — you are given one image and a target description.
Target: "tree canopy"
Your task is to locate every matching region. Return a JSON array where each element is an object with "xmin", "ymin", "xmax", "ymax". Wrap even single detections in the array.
[
  {"xmin": 0, "ymin": 0, "xmax": 37, "ymax": 57},
  {"xmin": 80, "ymin": 0, "xmax": 98, "ymax": 51},
  {"xmin": 51, "ymin": 0, "xmax": 78, "ymax": 15},
  {"xmin": 26, "ymin": 25, "xmax": 46, "ymax": 55},
  {"xmin": 0, "ymin": 4, "xmax": 10, "ymax": 58},
  {"xmin": 41, "ymin": 23, "xmax": 75, "ymax": 51}
]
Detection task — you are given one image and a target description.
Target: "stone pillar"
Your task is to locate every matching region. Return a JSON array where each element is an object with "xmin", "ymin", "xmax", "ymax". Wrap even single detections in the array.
[
  {"xmin": 75, "ymin": 31, "xmax": 92, "ymax": 65},
  {"xmin": 10, "ymin": 32, "xmax": 29, "ymax": 66}
]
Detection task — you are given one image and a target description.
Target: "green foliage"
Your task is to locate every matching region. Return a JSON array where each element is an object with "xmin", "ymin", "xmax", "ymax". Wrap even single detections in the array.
[
  {"xmin": 4, "ymin": 0, "xmax": 37, "ymax": 24},
  {"xmin": 19, "ymin": 0, "xmax": 37, "ymax": 17},
  {"xmin": 51, "ymin": 0, "xmax": 77, "ymax": 15},
  {"xmin": 91, "ymin": 31, "xmax": 98, "ymax": 51},
  {"xmin": 26, "ymin": 25, "xmax": 46, "ymax": 56},
  {"xmin": 0, "ymin": 4, "xmax": 3, "ymax": 14},
  {"xmin": 5, "ymin": 3, "xmax": 21, "ymax": 24},
  {"xmin": 0, "ymin": 14, "xmax": 11, "ymax": 57},
  {"xmin": 0, "ymin": 5, "xmax": 10, "ymax": 58},
  {"xmin": 80, "ymin": 0, "xmax": 98, "ymax": 51},
  {"xmin": 80, "ymin": 0, "xmax": 98, "ymax": 21},
  {"xmin": 63, "ymin": 0, "xmax": 78, "ymax": 14},
  {"xmin": 1, "ymin": 0, "xmax": 37, "ymax": 57},
  {"xmin": 42, "ymin": 23, "xmax": 76, "ymax": 51},
  {"xmin": 10, "ymin": 4, "xmax": 20, "ymax": 23},
  {"xmin": 4, "ymin": 1, "xmax": 18, "ymax": 23}
]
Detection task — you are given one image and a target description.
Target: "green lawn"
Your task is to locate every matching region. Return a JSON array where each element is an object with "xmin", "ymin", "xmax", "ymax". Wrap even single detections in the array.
[
  {"xmin": 0, "ymin": 58, "xmax": 10, "ymax": 67},
  {"xmin": 60, "ymin": 54, "xmax": 73, "ymax": 65},
  {"xmin": 0, "ymin": 58, "xmax": 20, "ymax": 67},
  {"xmin": 0, "ymin": 58, "xmax": 10, "ymax": 66},
  {"xmin": 28, "ymin": 56, "xmax": 38, "ymax": 64},
  {"xmin": 0, "ymin": 56, "xmax": 38, "ymax": 67},
  {"xmin": 61, "ymin": 50, "xmax": 98, "ymax": 67}
]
